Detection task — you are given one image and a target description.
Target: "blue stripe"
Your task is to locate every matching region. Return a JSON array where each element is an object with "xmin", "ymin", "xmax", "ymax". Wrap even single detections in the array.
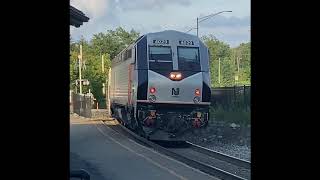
[{"xmin": 137, "ymin": 36, "xmax": 148, "ymax": 100}]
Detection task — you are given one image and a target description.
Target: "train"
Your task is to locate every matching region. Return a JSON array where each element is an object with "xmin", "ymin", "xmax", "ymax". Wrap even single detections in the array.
[{"xmin": 108, "ymin": 30, "xmax": 211, "ymax": 141}]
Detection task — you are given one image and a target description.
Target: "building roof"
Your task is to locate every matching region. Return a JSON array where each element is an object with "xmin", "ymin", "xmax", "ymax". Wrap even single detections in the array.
[{"xmin": 70, "ymin": 6, "xmax": 89, "ymax": 28}]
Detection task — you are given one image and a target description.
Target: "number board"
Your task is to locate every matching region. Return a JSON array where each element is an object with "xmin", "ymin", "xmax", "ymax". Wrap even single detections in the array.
[
  {"xmin": 179, "ymin": 40, "xmax": 194, "ymax": 45},
  {"xmin": 153, "ymin": 39, "xmax": 169, "ymax": 45}
]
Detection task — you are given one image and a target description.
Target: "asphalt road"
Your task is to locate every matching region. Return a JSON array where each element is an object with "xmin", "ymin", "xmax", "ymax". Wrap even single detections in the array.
[{"xmin": 70, "ymin": 117, "xmax": 219, "ymax": 180}]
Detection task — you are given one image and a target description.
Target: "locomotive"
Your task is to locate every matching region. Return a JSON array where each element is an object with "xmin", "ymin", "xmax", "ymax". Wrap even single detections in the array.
[{"xmin": 108, "ymin": 30, "xmax": 211, "ymax": 141}]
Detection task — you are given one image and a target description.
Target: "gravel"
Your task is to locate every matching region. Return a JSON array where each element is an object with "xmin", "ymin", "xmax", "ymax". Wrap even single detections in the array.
[
  {"xmin": 91, "ymin": 109, "xmax": 110, "ymax": 119},
  {"xmin": 171, "ymin": 147, "xmax": 250, "ymax": 179},
  {"xmin": 183, "ymin": 121, "xmax": 251, "ymax": 162},
  {"xmin": 202, "ymin": 141, "xmax": 251, "ymax": 161},
  {"xmin": 71, "ymin": 111, "xmax": 110, "ymax": 121}
]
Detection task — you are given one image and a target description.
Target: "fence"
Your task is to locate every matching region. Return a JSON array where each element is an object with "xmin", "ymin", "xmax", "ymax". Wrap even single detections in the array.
[
  {"xmin": 92, "ymin": 99, "xmax": 107, "ymax": 109},
  {"xmin": 71, "ymin": 92, "xmax": 93, "ymax": 118},
  {"xmin": 211, "ymin": 85, "xmax": 250, "ymax": 110},
  {"xmin": 70, "ymin": 86, "xmax": 250, "ymax": 117}
]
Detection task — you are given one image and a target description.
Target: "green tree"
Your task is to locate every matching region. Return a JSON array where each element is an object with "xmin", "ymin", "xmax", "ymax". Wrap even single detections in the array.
[
  {"xmin": 231, "ymin": 42, "xmax": 251, "ymax": 85},
  {"xmin": 221, "ymin": 57, "xmax": 236, "ymax": 86},
  {"xmin": 202, "ymin": 35, "xmax": 233, "ymax": 87},
  {"xmin": 70, "ymin": 27, "xmax": 140, "ymax": 108},
  {"xmin": 91, "ymin": 27, "xmax": 140, "ymax": 59},
  {"xmin": 201, "ymin": 35, "xmax": 250, "ymax": 87},
  {"xmin": 70, "ymin": 28, "xmax": 250, "ymax": 107}
]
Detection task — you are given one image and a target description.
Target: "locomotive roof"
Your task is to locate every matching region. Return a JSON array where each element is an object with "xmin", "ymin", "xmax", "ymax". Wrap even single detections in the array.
[
  {"xmin": 146, "ymin": 30, "xmax": 197, "ymax": 37},
  {"xmin": 112, "ymin": 30, "xmax": 206, "ymax": 63},
  {"xmin": 135, "ymin": 30, "xmax": 199, "ymax": 43}
]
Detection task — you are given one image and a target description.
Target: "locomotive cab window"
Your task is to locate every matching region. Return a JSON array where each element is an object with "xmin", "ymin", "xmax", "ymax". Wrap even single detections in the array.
[
  {"xmin": 177, "ymin": 47, "xmax": 201, "ymax": 71},
  {"xmin": 149, "ymin": 46, "xmax": 173, "ymax": 70}
]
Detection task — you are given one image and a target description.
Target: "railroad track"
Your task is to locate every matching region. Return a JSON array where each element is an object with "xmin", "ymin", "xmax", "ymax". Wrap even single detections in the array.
[
  {"xmin": 102, "ymin": 120, "xmax": 250, "ymax": 180},
  {"xmin": 185, "ymin": 142, "xmax": 251, "ymax": 169}
]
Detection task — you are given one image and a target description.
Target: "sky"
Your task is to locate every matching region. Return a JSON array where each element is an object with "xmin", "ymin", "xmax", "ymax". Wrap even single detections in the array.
[{"xmin": 70, "ymin": 0, "xmax": 250, "ymax": 47}]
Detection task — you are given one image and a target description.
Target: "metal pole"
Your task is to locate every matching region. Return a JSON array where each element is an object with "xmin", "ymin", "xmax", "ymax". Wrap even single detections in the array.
[
  {"xmin": 79, "ymin": 44, "xmax": 83, "ymax": 95},
  {"xmin": 218, "ymin": 58, "xmax": 221, "ymax": 85},
  {"xmin": 237, "ymin": 57, "xmax": 240, "ymax": 73},
  {"xmin": 102, "ymin": 54, "xmax": 104, "ymax": 73},
  {"xmin": 107, "ymin": 67, "xmax": 111, "ymax": 116},
  {"xmin": 196, "ymin": 17, "xmax": 199, "ymax": 37},
  {"xmin": 196, "ymin": 11, "xmax": 232, "ymax": 37},
  {"xmin": 243, "ymin": 85, "xmax": 246, "ymax": 107}
]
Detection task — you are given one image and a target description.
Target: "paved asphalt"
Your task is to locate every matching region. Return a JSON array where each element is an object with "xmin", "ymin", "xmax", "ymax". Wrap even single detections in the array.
[{"xmin": 70, "ymin": 118, "xmax": 219, "ymax": 180}]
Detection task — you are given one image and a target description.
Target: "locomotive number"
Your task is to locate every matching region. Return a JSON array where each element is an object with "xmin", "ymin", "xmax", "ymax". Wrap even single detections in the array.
[
  {"xmin": 179, "ymin": 40, "xmax": 194, "ymax": 45},
  {"xmin": 153, "ymin": 39, "xmax": 169, "ymax": 44}
]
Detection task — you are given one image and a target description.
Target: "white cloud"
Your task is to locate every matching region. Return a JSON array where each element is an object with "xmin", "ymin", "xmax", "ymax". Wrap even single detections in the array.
[
  {"xmin": 114, "ymin": 0, "xmax": 191, "ymax": 11},
  {"xmin": 199, "ymin": 26, "xmax": 250, "ymax": 47},
  {"xmin": 200, "ymin": 15, "xmax": 250, "ymax": 28},
  {"xmin": 70, "ymin": 0, "xmax": 109, "ymax": 19},
  {"xmin": 70, "ymin": 0, "xmax": 250, "ymax": 47}
]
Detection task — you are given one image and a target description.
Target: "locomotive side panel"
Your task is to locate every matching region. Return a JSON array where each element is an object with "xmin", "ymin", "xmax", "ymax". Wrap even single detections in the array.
[
  {"xmin": 110, "ymin": 48, "xmax": 135, "ymax": 106},
  {"xmin": 200, "ymin": 41, "xmax": 211, "ymax": 102}
]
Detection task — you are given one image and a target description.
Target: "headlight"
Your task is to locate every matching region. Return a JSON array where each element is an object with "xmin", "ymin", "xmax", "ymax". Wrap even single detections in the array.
[{"xmin": 169, "ymin": 72, "xmax": 182, "ymax": 80}]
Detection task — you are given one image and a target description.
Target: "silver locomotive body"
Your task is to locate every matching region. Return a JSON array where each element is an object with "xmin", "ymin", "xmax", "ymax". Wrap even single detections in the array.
[{"xmin": 109, "ymin": 30, "xmax": 211, "ymax": 140}]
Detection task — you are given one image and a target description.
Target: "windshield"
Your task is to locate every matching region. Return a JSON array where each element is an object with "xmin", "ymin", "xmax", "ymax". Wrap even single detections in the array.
[
  {"xmin": 149, "ymin": 46, "xmax": 173, "ymax": 70},
  {"xmin": 178, "ymin": 47, "xmax": 200, "ymax": 71},
  {"xmin": 149, "ymin": 46, "xmax": 172, "ymax": 61}
]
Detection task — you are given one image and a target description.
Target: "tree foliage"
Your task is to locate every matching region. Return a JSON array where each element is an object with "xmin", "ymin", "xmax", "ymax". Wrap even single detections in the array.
[
  {"xmin": 70, "ymin": 27, "xmax": 140, "ymax": 107},
  {"xmin": 70, "ymin": 27, "xmax": 250, "ymax": 107},
  {"xmin": 202, "ymin": 35, "xmax": 251, "ymax": 87}
]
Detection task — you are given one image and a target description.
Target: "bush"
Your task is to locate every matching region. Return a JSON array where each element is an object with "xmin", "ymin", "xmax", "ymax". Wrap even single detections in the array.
[{"xmin": 210, "ymin": 104, "xmax": 250, "ymax": 126}]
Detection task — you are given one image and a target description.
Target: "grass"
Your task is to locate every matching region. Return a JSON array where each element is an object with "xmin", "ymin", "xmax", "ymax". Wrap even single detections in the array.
[{"xmin": 210, "ymin": 104, "xmax": 251, "ymax": 126}]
